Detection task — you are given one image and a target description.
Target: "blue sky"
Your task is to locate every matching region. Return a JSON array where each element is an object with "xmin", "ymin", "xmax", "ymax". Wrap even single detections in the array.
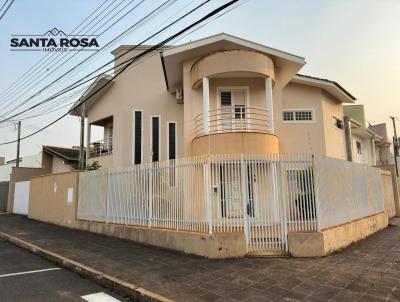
[{"xmin": 0, "ymin": 0, "xmax": 399, "ymax": 160}]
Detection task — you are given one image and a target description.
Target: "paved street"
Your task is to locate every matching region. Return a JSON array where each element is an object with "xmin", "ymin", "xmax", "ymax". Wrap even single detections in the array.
[
  {"xmin": 0, "ymin": 239, "xmax": 125, "ymax": 302},
  {"xmin": 1, "ymin": 215, "xmax": 400, "ymax": 301}
]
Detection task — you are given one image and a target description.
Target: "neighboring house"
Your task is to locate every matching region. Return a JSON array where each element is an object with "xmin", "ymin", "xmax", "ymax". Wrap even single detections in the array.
[
  {"xmin": 343, "ymin": 104, "xmax": 384, "ymax": 166},
  {"xmin": 41, "ymin": 145, "xmax": 80, "ymax": 174},
  {"xmin": 0, "ymin": 153, "xmax": 42, "ymax": 181},
  {"xmin": 368, "ymin": 123, "xmax": 392, "ymax": 166},
  {"xmin": 70, "ymin": 33, "xmax": 356, "ymax": 168}
]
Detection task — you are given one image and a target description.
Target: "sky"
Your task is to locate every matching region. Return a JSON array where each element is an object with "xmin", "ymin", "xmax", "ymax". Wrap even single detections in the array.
[{"xmin": 0, "ymin": 0, "xmax": 399, "ymax": 161}]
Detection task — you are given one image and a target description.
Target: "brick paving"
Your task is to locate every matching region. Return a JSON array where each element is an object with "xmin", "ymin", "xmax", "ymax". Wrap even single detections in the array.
[{"xmin": 1, "ymin": 215, "xmax": 400, "ymax": 301}]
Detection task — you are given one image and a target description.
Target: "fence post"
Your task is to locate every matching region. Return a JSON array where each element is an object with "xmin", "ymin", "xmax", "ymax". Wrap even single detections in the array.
[
  {"xmin": 312, "ymin": 155, "xmax": 321, "ymax": 231},
  {"xmin": 240, "ymin": 154, "xmax": 249, "ymax": 247},
  {"xmin": 203, "ymin": 157, "xmax": 213, "ymax": 234},
  {"xmin": 148, "ymin": 163, "xmax": 153, "ymax": 228},
  {"xmin": 106, "ymin": 168, "xmax": 109, "ymax": 224},
  {"xmin": 277, "ymin": 154, "xmax": 289, "ymax": 252}
]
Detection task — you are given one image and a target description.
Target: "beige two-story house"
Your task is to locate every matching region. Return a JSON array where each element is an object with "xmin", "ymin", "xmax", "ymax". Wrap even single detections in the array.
[{"xmin": 71, "ymin": 33, "xmax": 356, "ymax": 168}]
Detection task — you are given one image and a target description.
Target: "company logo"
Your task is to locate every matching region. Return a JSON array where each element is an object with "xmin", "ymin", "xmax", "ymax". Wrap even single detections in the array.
[{"xmin": 10, "ymin": 28, "xmax": 99, "ymax": 52}]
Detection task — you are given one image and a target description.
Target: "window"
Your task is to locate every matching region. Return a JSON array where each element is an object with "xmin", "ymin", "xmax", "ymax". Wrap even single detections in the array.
[
  {"xmin": 133, "ymin": 111, "xmax": 142, "ymax": 164},
  {"xmin": 218, "ymin": 88, "xmax": 248, "ymax": 131},
  {"xmin": 168, "ymin": 122, "xmax": 176, "ymax": 160},
  {"xmin": 220, "ymin": 91, "xmax": 232, "ymax": 106},
  {"xmin": 283, "ymin": 110, "xmax": 313, "ymax": 122},
  {"xmin": 283, "ymin": 111, "xmax": 294, "ymax": 121},
  {"xmin": 356, "ymin": 141, "xmax": 362, "ymax": 155},
  {"xmin": 333, "ymin": 116, "xmax": 344, "ymax": 130},
  {"xmin": 151, "ymin": 116, "xmax": 160, "ymax": 162}
]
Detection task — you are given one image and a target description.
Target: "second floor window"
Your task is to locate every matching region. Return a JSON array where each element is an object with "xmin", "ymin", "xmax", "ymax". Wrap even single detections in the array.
[
  {"xmin": 168, "ymin": 122, "xmax": 176, "ymax": 160},
  {"xmin": 151, "ymin": 116, "xmax": 160, "ymax": 162},
  {"xmin": 283, "ymin": 110, "xmax": 313, "ymax": 122},
  {"xmin": 134, "ymin": 111, "xmax": 142, "ymax": 164}
]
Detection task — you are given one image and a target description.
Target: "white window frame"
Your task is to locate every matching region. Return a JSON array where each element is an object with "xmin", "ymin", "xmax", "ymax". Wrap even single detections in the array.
[
  {"xmin": 150, "ymin": 115, "xmax": 161, "ymax": 162},
  {"xmin": 216, "ymin": 86, "xmax": 250, "ymax": 109},
  {"xmin": 166, "ymin": 121, "xmax": 177, "ymax": 160},
  {"xmin": 332, "ymin": 115, "xmax": 344, "ymax": 131},
  {"xmin": 282, "ymin": 109, "xmax": 315, "ymax": 123},
  {"xmin": 216, "ymin": 86, "xmax": 250, "ymax": 131},
  {"xmin": 132, "ymin": 109, "xmax": 143, "ymax": 164}
]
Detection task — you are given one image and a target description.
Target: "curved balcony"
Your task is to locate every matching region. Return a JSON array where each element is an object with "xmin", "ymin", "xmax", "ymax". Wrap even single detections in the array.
[
  {"xmin": 194, "ymin": 107, "xmax": 271, "ymax": 138},
  {"xmin": 192, "ymin": 107, "xmax": 279, "ymax": 156}
]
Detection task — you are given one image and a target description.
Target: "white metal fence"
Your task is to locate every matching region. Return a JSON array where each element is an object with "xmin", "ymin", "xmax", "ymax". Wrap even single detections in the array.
[{"xmin": 77, "ymin": 154, "xmax": 385, "ymax": 254}]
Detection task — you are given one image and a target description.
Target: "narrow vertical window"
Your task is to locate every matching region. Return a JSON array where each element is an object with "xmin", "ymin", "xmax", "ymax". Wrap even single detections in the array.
[
  {"xmin": 134, "ymin": 111, "xmax": 142, "ymax": 164},
  {"xmin": 168, "ymin": 122, "xmax": 176, "ymax": 160},
  {"xmin": 151, "ymin": 116, "xmax": 160, "ymax": 162}
]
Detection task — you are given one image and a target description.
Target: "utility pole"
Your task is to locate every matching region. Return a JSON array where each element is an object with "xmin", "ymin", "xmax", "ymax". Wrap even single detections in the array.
[
  {"xmin": 78, "ymin": 102, "xmax": 86, "ymax": 170},
  {"xmin": 15, "ymin": 121, "xmax": 21, "ymax": 168},
  {"xmin": 390, "ymin": 116, "xmax": 399, "ymax": 176}
]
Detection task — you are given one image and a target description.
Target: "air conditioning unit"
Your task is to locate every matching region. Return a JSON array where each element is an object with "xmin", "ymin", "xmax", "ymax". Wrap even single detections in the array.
[{"xmin": 176, "ymin": 88, "xmax": 183, "ymax": 103}]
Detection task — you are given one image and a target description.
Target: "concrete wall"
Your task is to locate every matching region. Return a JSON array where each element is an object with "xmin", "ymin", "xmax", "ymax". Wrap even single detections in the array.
[
  {"xmin": 380, "ymin": 165, "xmax": 400, "ymax": 216},
  {"xmin": 28, "ymin": 172, "xmax": 79, "ymax": 227},
  {"xmin": 28, "ymin": 171, "xmax": 246, "ymax": 258},
  {"xmin": 288, "ymin": 212, "xmax": 388, "ymax": 257},
  {"xmin": 192, "ymin": 132, "xmax": 279, "ymax": 156},
  {"xmin": 380, "ymin": 169, "xmax": 397, "ymax": 218},
  {"xmin": 7, "ymin": 167, "xmax": 44, "ymax": 213}
]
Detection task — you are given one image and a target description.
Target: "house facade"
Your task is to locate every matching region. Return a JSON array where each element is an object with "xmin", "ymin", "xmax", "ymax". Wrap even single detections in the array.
[
  {"xmin": 343, "ymin": 104, "xmax": 388, "ymax": 166},
  {"xmin": 71, "ymin": 34, "xmax": 356, "ymax": 168}
]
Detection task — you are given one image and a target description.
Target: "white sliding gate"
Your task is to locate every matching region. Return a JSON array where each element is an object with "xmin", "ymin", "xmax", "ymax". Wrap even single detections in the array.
[{"xmin": 13, "ymin": 181, "xmax": 30, "ymax": 215}]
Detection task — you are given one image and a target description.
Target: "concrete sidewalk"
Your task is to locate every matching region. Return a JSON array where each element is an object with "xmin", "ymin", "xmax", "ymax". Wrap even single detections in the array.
[{"xmin": 1, "ymin": 215, "xmax": 400, "ymax": 302}]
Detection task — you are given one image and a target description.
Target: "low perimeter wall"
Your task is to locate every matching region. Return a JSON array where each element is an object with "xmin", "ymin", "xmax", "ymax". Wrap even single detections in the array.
[
  {"xmin": 29, "ymin": 172, "xmax": 79, "ymax": 226},
  {"xmin": 288, "ymin": 212, "xmax": 388, "ymax": 257},
  {"xmin": 28, "ymin": 172, "xmax": 246, "ymax": 258}
]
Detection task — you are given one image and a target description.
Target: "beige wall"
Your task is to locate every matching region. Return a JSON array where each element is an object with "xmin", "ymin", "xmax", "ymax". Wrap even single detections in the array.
[
  {"xmin": 191, "ymin": 50, "xmax": 275, "ymax": 87},
  {"xmin": 379, "ymin": 165, "xmax": 400, "ymax": 216},
  {"xmin": 86, "ymin": 53, "xmax": 184, "ymax": 167},
  {"xmin": 87, "ymin": 154, "xmax": 113, "ymax": 169},
  {"xmin": 278, "ymin": 82, "xmax": 326, "ymax": 155},
  {"xmin": 321, "ymin": 91, "xmax": 347, "ymax": 159},
  {"xmin": 381, "ymin": 170, "xmax": 396, "ymax": 218},
  {"xmin": 52, "ymin": 156, "xmax": 73, "ymax": 174},
  {"xmin": 192, "ymin": 132, "xmax": 279, "ymax": 156},
  {"xmin": 28, "ymin": 172, "xmax": 79, "ymax": 227}
]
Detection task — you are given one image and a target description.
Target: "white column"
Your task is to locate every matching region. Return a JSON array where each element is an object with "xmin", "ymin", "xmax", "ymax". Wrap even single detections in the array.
[
  {"xmin": 265, "ymin": 77, "xmax": 274, "ymax": 134},
  {"xmin": 202, "ymin": 77, "xmax": 210, "ymax": 135}
]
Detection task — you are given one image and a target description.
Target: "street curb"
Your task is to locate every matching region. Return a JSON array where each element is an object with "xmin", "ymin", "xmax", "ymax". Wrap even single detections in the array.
[{"xmin": 0, "ymin": 232, "xmax": 174, "ymax": 302}]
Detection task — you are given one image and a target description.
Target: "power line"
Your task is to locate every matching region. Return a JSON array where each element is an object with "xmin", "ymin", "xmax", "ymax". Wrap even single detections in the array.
[
  {"xmin": 0, "ymin": 0, "xmax": 9, "ymax": 13},
  {"xmin": 0, "ymin": 0, "xmax": 14, "ymax": 20},
  {"xmin": 0, "ymin": 0, "xmax": 141, "ymax": 115},
  {"xmin": 1, "ymin": 0, "xmax": 238, "ymax": 125},
  {"xmin": 0, "ymin": 0, "xmax": 120, "ymax": 109},
  {"xmin": 0, "ymin": 0, "xmax": 240, "ymax": 146},
  {"xmin": 0, "ymin": 0, "xmax": 190, "ymax": 123},
  {"xmin": 0, "ymin": 0, "xmax": 113, "ymax": 106}
]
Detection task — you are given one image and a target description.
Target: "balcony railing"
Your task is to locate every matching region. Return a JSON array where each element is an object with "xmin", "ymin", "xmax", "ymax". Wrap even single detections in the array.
[
  {"xmin": 90, "ymin": 139, "xmax": 113, "ymax": 157},
  {"xmin": 193, "ymin": 107, "xmax": 272, "ymax": 138}
]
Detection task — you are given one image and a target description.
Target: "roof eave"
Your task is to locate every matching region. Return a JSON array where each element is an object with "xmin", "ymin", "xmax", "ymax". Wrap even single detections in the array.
[
  {"xmin": 292, "ymin": 75, "xmax": 356, "ymax": 103},
  {"xmin": 70, "ymin": 74, "xmax": 114, "ymax": 117}
]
